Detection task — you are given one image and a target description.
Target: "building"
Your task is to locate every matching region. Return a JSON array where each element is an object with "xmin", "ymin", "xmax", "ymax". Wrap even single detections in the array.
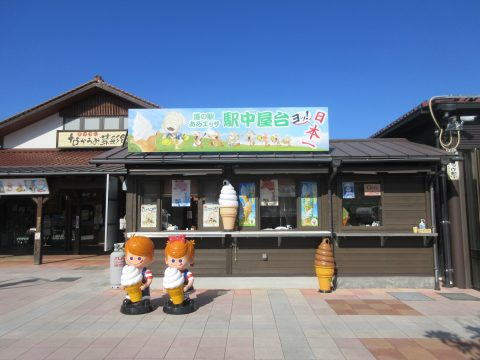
[
  {"xmin": 0, "ymin": 76, "xmax": 157, "ymax": 262},
  {"xmin": 1, "ymin": 81, "xmax": 458, "ymax": 289},
  {"xmin": 92, "ymin": 107, "xmax": 453, "ymax": 288},
  {"xmin": 372, "ymin": 96, "xmax": 480, "ymax": 289}
]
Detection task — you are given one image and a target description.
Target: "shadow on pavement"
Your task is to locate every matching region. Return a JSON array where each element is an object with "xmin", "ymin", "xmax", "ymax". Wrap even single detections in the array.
[{"xmin": 426, "ymin": 325, "xmax": 480, "ymax": 360}]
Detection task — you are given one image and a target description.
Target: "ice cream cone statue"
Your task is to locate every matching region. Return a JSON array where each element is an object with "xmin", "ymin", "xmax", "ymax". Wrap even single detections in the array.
[
  {"xmin": 163, "ymin": 235, "xmax": 197, "ymax": 314},
  {"xmin": 120, "ymin": 235, "xmax": 155, "ymax": 315},
  {"xmin": 314, "ymin": 238, "xmax": 335, "ymax": 293},
  {"xmin": 219, "ymin": 180, "xmax": 238, "ymax": 230}
]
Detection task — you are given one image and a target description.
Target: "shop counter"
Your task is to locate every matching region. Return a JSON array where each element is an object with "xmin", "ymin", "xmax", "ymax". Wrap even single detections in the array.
[
  {"xmin": 128, "ymin": 230, "xmax": 332, "ymax": 247},
  {"xmin": 335, "ymin": 232, "xmax": 438, "ymax": 247}
]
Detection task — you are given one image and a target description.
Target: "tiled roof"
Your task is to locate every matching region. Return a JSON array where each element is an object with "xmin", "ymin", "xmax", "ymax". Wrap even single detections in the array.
[
  {"xmin": 0, "ymin": 149, "xmax": 103, "ymax": 166},
  {"xmin": 0, "ymin": 149, "xmax": 125, "ymax": 175},
  {"xmin": 90, "ymin": 138, "xmax": 453, "ymax": 165}
]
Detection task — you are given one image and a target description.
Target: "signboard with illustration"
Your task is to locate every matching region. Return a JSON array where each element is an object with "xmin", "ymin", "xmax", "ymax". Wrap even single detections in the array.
[
  {"xmin": 57, "ymin": 130, "xmax": 126, "ymax": 148},
  {"xmin": 0, "ymin": 178, "xmax": 49, "ymax": 195},
  {"xmin": 239, "ymin": 182, "xmax": 256, "ymax": 227},
  {"xmin": 203, "ymin": 204, "xmax": 220, "ymax": 227},
  {"xmin": 140, "ymin": 204, "xmax": 157, "ymax": 228},
  {"xmin": 300, "ymin": 182, "xmax": 318, "ymax": 226},
  {"xmin": 128, "ymin": 107, "xmax": 329, "ymax": 153}
]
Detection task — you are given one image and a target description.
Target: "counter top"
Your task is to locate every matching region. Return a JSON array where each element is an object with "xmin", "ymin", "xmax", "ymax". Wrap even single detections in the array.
[{"xmin": 127, "ymin": 230, "xmax": 332, "ymax": 238}]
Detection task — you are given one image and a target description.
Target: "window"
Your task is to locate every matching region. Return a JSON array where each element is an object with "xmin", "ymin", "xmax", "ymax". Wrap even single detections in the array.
[
  {"xmin": 260, "ymin": 178, "xmax": 297, "ymax": 229},
  {"xmin": 64, "ymin": 117, "xmax": 81, "ymax": 130},
  {"xmin": 84, "ymin": 117, "xmax": 101, "ymax": 130},
  {"xmin": 341, "ymin": 181, "xmax": 382, "ymax": 227},
  {"xmin": 104, "ymin": 117, "xmax": 120, "ymax": 129},
  {"xmin": 63, "ymin": 117, "xmax": 126, "ymax": 130}
]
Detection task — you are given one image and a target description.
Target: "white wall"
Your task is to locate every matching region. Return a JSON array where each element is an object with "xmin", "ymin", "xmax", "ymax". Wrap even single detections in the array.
[{"xmin": 3, "ymin": 113, "xmax": 63, "ymax": 149}]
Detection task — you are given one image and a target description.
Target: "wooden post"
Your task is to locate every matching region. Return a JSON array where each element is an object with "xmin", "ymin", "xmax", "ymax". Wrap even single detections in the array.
[{"xmin": 32, "ymin": 196, "xmax": 48, "ymax": 265}]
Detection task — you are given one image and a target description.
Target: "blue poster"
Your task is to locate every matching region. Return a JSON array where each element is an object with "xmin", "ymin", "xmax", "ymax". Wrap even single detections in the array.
[
  {"xmin": 238, "ymin": 182, "xmax": 256, "ymax": 227},
  {"xmin": 342, "ymin": 182, "xmax": 355, "ymax": 199}
]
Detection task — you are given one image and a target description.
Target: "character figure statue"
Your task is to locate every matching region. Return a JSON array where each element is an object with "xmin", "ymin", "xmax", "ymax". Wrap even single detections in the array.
[
  {"xmin": 162, "ymin": 235, "xmax": 197, "ymax": 314},
  {"xmin": 120, "ymin": 235, "xmax": 155, "ymax": 315}
]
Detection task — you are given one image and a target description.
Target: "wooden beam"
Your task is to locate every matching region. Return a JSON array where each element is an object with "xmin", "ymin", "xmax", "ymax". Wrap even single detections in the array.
[{"xmin": 32, "ymin": 196, "xmax": 48, "ymax": 265}]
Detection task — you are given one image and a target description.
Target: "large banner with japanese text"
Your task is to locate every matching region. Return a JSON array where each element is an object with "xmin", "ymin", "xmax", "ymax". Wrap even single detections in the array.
[{"xmin": 128, "ymin": 107, "xmax": 328, "ymax": 152}]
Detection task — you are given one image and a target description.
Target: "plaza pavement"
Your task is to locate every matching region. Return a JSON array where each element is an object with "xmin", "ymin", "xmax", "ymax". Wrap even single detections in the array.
[{"xmin": 0, "ymin": 255, "xmax": 479, "ymax": 360}]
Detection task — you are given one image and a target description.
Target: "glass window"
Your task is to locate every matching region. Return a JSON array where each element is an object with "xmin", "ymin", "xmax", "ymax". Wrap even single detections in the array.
[
  {"xmin": 84, "ymin": 117, "xmax": 101, "ymax": 130},
  {"xmin": 104, "ymin": 117, "xmax": 120, "ymax": 129},
  {"xmin": 260, "ymin": 178, "xmax": 297, "ymax": 229},
  {"xmin": 341, "ymin": 181, "xmax": 382, "ymax": 227},
  {"xmin": 64, "ymin": 117, "xmax": 81, "ymax": 130}
]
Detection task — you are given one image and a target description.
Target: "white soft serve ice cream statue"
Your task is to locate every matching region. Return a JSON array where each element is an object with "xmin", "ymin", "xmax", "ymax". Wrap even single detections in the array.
[{"xmin": 219, "ymin": 180, "xmax": 238, "ymax": 230}]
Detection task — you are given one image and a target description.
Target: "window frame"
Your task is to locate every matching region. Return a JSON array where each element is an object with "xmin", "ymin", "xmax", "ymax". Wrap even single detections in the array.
[
  {"xmin": 63, "ymin": 116, "xmax": 127, "ymax": 131},
  {"xmin": 338, "ymin": 176, "xmax": 384, "ymax": 229}
]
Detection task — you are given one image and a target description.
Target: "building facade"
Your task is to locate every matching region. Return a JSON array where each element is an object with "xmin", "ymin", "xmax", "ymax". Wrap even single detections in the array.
[{"xmin": 372, "ymin": 97, "xmax": 480, "ymax": 289}]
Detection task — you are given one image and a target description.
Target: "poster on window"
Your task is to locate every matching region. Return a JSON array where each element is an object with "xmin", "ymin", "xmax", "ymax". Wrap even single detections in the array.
[
  {"xmin": 141, "ymin": 204, "xmax": 157, "ymax": 228},
  {"xmin": 364, "ymin": 183, "xmax": 381, "ymax": 196},
  {"xmin": 300, "ymin": 182, "xmax": 319, "ymax": 226},
  {"xmin": 203, "ymin": 204, "xmax": 220, "ymax": 227},
  {"xmin": 0, "ymin": 178, "xmax": 49, "ymax": 195},
  {"xmin": 172, "ymin": 180, "xmax": 190, "ymax": 207},
  {"xmin": 239, "ymin": 182, "xmax": 256, "ymax": 227},
  {"xmin": 342, "ymin": 182, "xmax": 355, "ymax": 199},
  {"xmin": 260, "ymin": 179, "xmax": 278, "ymax": 206}
]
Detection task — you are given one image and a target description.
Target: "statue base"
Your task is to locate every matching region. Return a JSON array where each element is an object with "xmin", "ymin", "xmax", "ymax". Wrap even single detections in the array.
[
  {"xmin": 120, "ymin": 299, "xmax": 154, "ymax": 315},
  {"xmin": 163, "ymin": 298, "xmax": 196, "ymax": 315}
]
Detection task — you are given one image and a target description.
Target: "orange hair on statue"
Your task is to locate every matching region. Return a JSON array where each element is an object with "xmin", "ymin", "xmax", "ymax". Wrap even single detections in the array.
[
  {"xmin": 125, "ymin": 235, "xmax": 155, "ymax": 258},
  {"xmin": 165, "ymin": 236, "xmax": 195, "ymax": 265}
]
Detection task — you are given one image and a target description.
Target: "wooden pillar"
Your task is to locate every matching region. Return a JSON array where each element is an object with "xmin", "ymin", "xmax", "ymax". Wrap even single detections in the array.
[{"xmin": 32, "ymin": 196, "xmax": 48, "ymax": 265}]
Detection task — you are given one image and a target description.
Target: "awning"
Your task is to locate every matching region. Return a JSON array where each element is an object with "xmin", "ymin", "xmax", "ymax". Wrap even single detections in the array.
[
  {"xmin": 129, "ymin": 168, "xmax": 223, "ymax": 176},
  {"xmin": 233, "ymin": 167, "xmax": 328, "ymax": 175}
]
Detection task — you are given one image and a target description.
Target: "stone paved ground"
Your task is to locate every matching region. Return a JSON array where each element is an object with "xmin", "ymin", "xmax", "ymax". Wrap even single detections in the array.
[{"xmin": 0, "ymin": 255, "xmax": 479, "ymax": 359}]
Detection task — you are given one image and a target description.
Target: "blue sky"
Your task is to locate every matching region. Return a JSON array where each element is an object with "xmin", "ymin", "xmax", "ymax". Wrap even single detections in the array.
[{"xmin": 1, "ymin": 0, "xmax": 479, "ymax": 139}]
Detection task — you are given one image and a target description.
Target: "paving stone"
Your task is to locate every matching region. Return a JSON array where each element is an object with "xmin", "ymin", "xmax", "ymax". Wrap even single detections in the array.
[
  {"xmin": 387, "ymin": 292, "xmax": 434, "ymax": 301},
  {"xmin": 439, "ymin": 293, "xmax": 480, "ymax": 301}
]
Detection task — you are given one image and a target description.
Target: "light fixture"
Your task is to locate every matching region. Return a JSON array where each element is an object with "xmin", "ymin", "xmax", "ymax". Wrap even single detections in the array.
[{"xmin": 445, "ymin": 115, "xmax": 477, "ymax": 131}]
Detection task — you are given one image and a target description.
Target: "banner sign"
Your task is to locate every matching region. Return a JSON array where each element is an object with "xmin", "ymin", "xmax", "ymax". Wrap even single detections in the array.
[
  {"xmin": 239, "ymin": 182, "xmax": 256, "ymax": 227},
  {"xmin": 172, "ymin": 180, "xmax": 191, "ymax": 207},
  {"xmin": 260, "ymin": 179, "xmax": 278, "ymax": 206},
  {"xmin": 128, "ymin": 107, "xmax": 329, "ymax": 153},
  {"xmin": 57, "ymin": 130, "xmax": 127, "ymax": 148},
  {"xmin": 0, "ymin": 178, "xmax": 49, "ymax": 195},
  {"xmin": 300, "ymin": 181, "xmax": 318, "ymax": 226}
]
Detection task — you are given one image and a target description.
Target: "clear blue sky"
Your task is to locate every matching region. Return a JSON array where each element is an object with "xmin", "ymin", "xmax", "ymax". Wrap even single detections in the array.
[{"xmin": 1, "ymin": 0, "xmax": 479, "ymax": 139}]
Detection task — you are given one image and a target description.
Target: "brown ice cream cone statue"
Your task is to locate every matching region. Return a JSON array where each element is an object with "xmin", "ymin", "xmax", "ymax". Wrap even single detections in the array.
[{"xmin": 314, "ymin": 238, "xmax": 335, "ymax": 293}]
